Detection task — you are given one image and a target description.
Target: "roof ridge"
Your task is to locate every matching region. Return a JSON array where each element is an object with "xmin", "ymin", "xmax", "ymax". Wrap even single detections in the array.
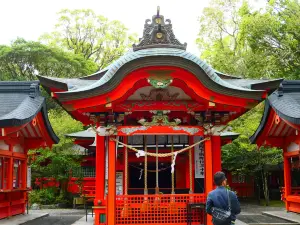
[
  {"xmin": 0, "ymin": 81, "xmax": 40, "ymax": 95},
  {"xmin": 278, "ymin": 80, "xmax": 300, "ymax": 95}
]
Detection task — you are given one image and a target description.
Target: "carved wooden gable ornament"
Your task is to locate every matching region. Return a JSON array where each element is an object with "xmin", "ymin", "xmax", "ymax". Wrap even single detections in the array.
[{"xmin": 133, "ymin": 6, "xmax": 187, "ymax": 51}]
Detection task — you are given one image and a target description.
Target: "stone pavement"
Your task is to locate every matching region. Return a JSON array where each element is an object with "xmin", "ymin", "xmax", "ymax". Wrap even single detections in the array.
[
  {"xmin": 263, "ymin": 211, "xmax": 300, "ymax": 223},
  {"xmin": 71, "ymin": 214, "xmax": 94, "ymax": 225},
  {"xmin": 0, "ymin": 212, "xmax": 49, "ymax": 225}
]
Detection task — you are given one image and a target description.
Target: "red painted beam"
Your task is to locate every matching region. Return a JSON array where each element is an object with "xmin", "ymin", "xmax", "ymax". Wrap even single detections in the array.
[
  {"xmin": 117, "ymin": 125, "xmax": 204, "ymax": 136},
  {"xmin": 59, "ymin": 66, "xmax": 260, "ymax": 110}
]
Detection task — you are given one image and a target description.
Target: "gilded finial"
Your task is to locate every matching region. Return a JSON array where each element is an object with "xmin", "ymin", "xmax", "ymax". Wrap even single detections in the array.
[{"xmin": 157, "ymin": 6, "xmax": 160, "ymax": 16}]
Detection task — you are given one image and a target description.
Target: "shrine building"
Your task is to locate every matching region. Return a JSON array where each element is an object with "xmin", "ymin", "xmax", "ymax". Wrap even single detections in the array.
[
  {"xmin": 37, "ymin": 8, "xmax": 282, "ymax": 225},
  {"xmin": 251, "ymin": 80, "xmax": 300, "ymax": 214},
  {"xmin": 0, "ymin": 81, "xmax": 58, "ymax": 219}
]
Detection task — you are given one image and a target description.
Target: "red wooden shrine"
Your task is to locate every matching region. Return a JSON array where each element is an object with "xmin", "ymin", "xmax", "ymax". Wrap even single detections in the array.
[
  {"xmin": 0, "ymin": 82, "xmax": 58, "ymax": 219},
  {"xmin": 64, "ymin": 130, "xmax": 249, "ymax": 197},
  {"xmin": 37, "ymin": 8, "xmax": 282, "ymax": 225},
  {"xmin": 251, "ymin": 80, "xmax": 300, "ymax": 213}
]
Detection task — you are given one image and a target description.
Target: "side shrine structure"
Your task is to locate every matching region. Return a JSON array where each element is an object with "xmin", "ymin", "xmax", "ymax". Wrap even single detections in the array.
[
  {"xmin": 251, "ymin": 80, "xmax": 300, "ymax": 214},
  {"xmin": 0, "ymin": 82, "xmax": 59, "ymax": 219},
  {"xmin": 38, "ymin": 8, "xmax": 282, "ymax": 225}
]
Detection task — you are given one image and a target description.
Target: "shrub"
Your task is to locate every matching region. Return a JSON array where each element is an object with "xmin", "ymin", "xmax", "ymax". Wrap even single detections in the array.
[{"xmin": 29, "ymin": 188, "xmax": 56, "ymax": 205}]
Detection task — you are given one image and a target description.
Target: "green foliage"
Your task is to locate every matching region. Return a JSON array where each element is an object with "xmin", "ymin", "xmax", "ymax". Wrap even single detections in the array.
[
  {"xmin": 40, "ymin": 9, "xmax": 137, "ymax": 69},
  {"xmin": 241, "ymin": 0, "xmax": 300, "ymax": 79},
  {"xmin": 29, "ymin": 188, "xmax": 57, "ymax": 205},
  {"xmin": 222, "ymin": 105, "xmax": 283, "ymax": 205},
  {"xmin": 197, "ymin": 0, "xmax": 291, "ymax": 204},
  {"xmin": 0, "ymin": 38, "xmax": 98, "ymax": 81},
  {"xmin": 28, "ymin": 109, "xmax": 84, "ymax": 195},
  {"xmin": 197, "ymin": 0, "xmax": 300, "ymax": 79}
]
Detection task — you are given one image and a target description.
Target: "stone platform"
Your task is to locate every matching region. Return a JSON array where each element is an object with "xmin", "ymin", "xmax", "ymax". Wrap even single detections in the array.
[
  {"xmin": 71, "ymin": 214, "xmax": 93, "ymax": 225},
  {"xmin": 263, "ymin": 211, "xmax": 300, "ymax": 223},
  {"xmin": 0, "ymin": 213, "xmax": 49, "ymax": 225}
]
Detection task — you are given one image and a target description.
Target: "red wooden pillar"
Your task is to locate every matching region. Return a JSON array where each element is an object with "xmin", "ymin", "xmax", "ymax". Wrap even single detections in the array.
[
  {"xmin": 189, "ymin": 136, "xmax": 195, "ymax": 192},
  {"xmin": 94, "ymin": 133, "xmax": 106, "ymax": 224},
  {"xmin": 211, "ymin": 136, "xmax": 221, "ymax": 189},
  {"xmin": 205, "ymin": 138, "xmax": 213, "ymax": 225},
  {"xmin": 107, "ymin": 137, "xmax": 116, "ymax": 225},
  {"xmin": 283, "ymin": 143, "xmax": 291, "ymax": 211}
]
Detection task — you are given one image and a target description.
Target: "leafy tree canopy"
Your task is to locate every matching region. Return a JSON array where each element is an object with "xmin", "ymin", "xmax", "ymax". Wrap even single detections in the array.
[
  {"xmin": 28, "ymin": 109, "xmax": 84, "ymax": 194},
  {"xmin": 0, "ymin": 38, "xmax": 98, "ymax": 81},
  {"xmin": 197, "ymin": 0, "xmax": 300, "ymax": 79},
  {"xmin": 40, "ymin": 9, "xmax": 137, "ymax": 69},
  {"xmin": 197, "ymin": 0, "xmax": 291, "ymax": 204}
]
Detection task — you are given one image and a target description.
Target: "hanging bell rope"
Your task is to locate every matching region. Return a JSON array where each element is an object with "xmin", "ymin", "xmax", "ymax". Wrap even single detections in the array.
[
  {"xmin": 189, "ymin": 137, "xmax": 193, "ymax": 193},
  {"xmin": 124, "ymin": 137, "xmax": 128, "ymax": 195},
  {"xmin": 171, "ymin": 136, "xmax": 175, "ymax": 194},
  {"xmin": 144, "ymin": 136, "xmax": 148, "ymax": 195},
  {"xmin": 155, "ymin": 135, "xmax": 159, "ymax": 194}
]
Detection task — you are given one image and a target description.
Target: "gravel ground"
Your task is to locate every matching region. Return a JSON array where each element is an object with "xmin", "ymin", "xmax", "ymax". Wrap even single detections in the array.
[
  {"xmin": 22, "ymin": 209, "xmax": 85, "ymax": 225},
  {"xmin": 240, "ymin": 203, "xmax": 285, "ymax": 215}
]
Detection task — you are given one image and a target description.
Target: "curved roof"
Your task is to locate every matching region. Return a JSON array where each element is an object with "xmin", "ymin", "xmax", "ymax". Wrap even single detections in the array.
[
  {"xmin": 250, "ymin": 80, "xmax": 300, "ymax": 143},
  {"xmin": 0, "ymin": 81, "xmax": 59, "ymax": 144},
  {"xmin": 37, "ymin": 9, "xmax": 282, "ymax": 104},
  {"xmin": 38, "ymin": 48, "xmax": 282, "ymax": 102}
]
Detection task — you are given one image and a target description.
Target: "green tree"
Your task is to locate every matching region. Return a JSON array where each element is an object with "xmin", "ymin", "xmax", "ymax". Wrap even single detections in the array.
[
  {"xmin": 40, "ymin": 9, "xmax": 137, "ymax": 69},
  {"xmin": 197, "ymin": 0, "xmax": 290, "ymax": 205},
  {"xmin": 0, "ymin": 38, "xmax": 98, "ymax": 81},
  {"xmin": 197, "ymin": 0, "xmax": 300, "ymax": 79},
  {"xmin": 29, "ymin": 109, "xmax": 84, "ymax": 197},
  {"xmin": 240, "ymin": 0, "xmax": 300, "ymax": 79},
  {"xmin": 222, "ymin": 104, "xmax": 283, "ymax": 205}
]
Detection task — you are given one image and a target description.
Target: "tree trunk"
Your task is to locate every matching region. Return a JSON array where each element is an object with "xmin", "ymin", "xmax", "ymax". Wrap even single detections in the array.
[
  {"xmin": 261, "ymin": 170, "xmax": 270, "ymax": 206},
  {"xmin": 255, "ymin": 177, "xmax": 261, "ymax": 205}
]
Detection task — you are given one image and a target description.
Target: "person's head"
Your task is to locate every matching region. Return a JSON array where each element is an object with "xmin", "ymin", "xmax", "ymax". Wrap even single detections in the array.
[{"xmin": 214, "ymin": 171, "xmax": 227, "ymax": 187}]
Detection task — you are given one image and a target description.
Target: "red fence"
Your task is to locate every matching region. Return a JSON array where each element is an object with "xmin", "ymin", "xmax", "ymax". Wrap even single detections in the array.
[
  {"xmin": 281, "ymin": 187, "xmax": 300, "ymax": 200},
  {"xmin": 115, "ymin": 194, "xmax": 206, "ymax": 225}
]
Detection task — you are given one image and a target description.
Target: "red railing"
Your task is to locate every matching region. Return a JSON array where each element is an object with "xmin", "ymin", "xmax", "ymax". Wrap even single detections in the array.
[
  {"xmin": 280, "ymin": 187, "xmax": 300, "ymax": 201},
  {"xmin": 115, "ymin": 194, "xmax": 206, "ymax": 225}
]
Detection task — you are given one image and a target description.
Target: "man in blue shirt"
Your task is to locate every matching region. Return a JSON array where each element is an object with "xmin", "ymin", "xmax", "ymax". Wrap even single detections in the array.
[{"xmin": 206, "ymin": 172, "xmax": 241, "ymax": 225}]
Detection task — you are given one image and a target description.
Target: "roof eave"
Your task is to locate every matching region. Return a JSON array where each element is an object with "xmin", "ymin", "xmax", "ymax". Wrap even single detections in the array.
[
  {"xmin": 37, "ymin": 75, "xmax": 68, "ymax": 91},
  {"xmin": 250, "ymin": 78, "xmax": 284, "ymax": 92},
  {"xmin": 250, "ymin": 99, "xmax": 272, "ymax": 144}
]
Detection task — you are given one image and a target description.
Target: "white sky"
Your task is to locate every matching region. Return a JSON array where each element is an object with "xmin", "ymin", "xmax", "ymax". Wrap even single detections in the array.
[{"xmin": 0, "ymin": 0, "xmax": 265, "ymax": 55}]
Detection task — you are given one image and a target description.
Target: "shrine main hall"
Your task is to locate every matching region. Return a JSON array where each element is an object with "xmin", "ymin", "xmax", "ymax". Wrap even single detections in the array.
[
  {"xmin": 36, "ymin": 9, "xmax": 283, "ymax": 225},
  {"xmin": 2, "ymin": 7, "xmax": 299, "ymax": 225}
]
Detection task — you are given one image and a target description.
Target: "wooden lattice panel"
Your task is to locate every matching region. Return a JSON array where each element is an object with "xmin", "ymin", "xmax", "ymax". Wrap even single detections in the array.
[{"xmin": 116, "ymin": 194, "xmax": 206, "ymax": 225}]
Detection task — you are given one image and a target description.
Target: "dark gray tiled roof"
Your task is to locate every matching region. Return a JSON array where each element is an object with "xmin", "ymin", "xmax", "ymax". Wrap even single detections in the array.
[
  {"xmin": 226, "ymin": 78, "xmax": 283, "ymax": 90},
  {"xmin": 268, "ymin": 81, "xmax": 300, "ymax": 124},
  {"xmin": 65, "ymin": 129, "xmax": 95, "ymax": 139},
  {"xmin": 250, "ymin": 80, "xmax": 300, "ymax": 143},
  {"xmin": 220, "ymin": 132, "xmax": 240, "ymax": 140},
  {"xmin": 0, "ymin": 81, "xmax": 59, "ymax": 143},
  {"xmin": 38, "ymin": 48, "xmax": 283, "ymax": 102}
]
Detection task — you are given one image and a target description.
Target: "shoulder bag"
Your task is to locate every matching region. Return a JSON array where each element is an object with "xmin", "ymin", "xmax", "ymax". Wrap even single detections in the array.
[{"xmin": 211, "ymin": 189, "xmax": 232, "ymax": 225}]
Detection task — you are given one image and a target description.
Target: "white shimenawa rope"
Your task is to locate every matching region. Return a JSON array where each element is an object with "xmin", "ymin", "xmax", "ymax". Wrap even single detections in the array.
[{"xmin": 111, "ymin": 138, "xmax": 209, "ymax": 174}]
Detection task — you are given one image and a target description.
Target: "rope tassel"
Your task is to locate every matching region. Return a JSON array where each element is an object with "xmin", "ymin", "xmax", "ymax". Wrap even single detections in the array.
[
  {"xmin": 171, "ymin": 152, "xmax": 178, "ymax": 174},
  {"xmin": 136, "ymin": 150, "xmax": 146, "ymax": 158}
]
